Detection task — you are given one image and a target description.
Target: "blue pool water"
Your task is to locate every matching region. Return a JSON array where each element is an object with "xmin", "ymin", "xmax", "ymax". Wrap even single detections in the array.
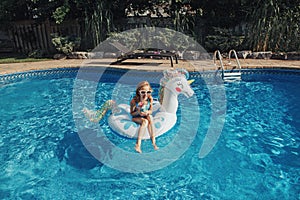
[{"xmin": 0, "ymin": 68, "xmax": 299, "ymax": 199}]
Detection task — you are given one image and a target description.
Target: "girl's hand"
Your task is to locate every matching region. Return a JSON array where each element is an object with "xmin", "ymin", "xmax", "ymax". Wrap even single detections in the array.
[
  {"xmin": 137, "ymin": 107, "xmax": 141, "ymax": 114},
  {"xmin": 140, "ymin": 111, "xmax": 149, "ymax": 117}
]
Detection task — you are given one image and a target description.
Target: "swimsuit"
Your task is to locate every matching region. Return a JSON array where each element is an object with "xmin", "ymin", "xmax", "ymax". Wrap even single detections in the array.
[{"xmin": 132, "ymin": 100, "xmax": 150, "ymax": 118}]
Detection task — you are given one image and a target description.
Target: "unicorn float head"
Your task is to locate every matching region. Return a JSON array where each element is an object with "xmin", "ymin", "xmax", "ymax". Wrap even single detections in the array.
[{"xmin": 158, "ymin": 68, "xmax": 194, "ymax": 114}]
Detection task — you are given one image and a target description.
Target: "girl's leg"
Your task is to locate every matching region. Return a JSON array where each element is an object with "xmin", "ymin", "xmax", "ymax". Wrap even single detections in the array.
[
  {"xmin": 147, "ymin": 115, "xmax": 159, "ymax": 150},
  {"xmin": 132, "ymin": 117, "xmax": 148, "ymax": 153}
]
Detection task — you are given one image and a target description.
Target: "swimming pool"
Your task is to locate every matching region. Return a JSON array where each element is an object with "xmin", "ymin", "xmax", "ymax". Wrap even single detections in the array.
[{"xmin": 0, "ymin": 68, "xmax": 299, "ymax": 199}]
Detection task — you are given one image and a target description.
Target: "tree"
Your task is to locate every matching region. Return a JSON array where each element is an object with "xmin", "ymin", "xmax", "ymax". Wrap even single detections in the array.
[
  {"xmin": 246, "ymin": 0, "xmax": 300, "ymax": 52},
  {"xmin": 1, "ymin": 0, "xmax": 298, "ymax": 52},
  {"xmin": 170, "ymin": 0, "xmax": 199, "ymax": 36},
  {"xmin": 0, "ymin": 0, "xmax": 64, "ymax": 24}
]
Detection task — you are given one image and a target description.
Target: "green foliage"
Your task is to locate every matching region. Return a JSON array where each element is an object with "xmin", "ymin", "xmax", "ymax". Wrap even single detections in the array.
[
  {"xmin": 0, "ymin": 0, "xmax": 60, "ymax": 23},
  {"xmin": 246, "ymin": 0, "xmax": 300, "ymax": 52},
  {"xmin": 28, "ymin": 49, "xmax": 46, "ymax": 58},
  {"xmin": 0, "ymin": 57, "xmax": 50, "ymax": 64},
  {"xmin": 1, "ymin": 0, "xmax": 299, "ymax": 53},
  {"xmin": 76, "ymin": 0, "xmax": 115, "ymax": 48},
  {"xmin": 108, "ymin": 27, "xmax": 198, "ymax": 52},
  {"xmin": 52, "ymin": 4, "xmax": 70, "ymax": 24},
  {"xmin": 51, "ymin": 34, "xmax": 81, "ymax": 54},
  {"xmin": 204, "ymin": 27, "xmax": 244, "ymax": 52}
]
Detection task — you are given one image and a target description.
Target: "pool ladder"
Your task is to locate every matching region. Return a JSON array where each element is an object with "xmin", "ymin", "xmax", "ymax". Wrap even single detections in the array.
[{"xmin": 214, "ymin": 49, "xmax": 242, "ymax": 81}]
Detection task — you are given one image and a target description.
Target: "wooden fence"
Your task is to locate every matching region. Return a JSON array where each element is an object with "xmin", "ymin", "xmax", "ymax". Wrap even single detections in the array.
[
  {"xmin": 6, "ymin": 17, "xmax": 193, "ymax": 54},
  {"xmin": 9, "ymin": 20, "xmax": 81, "ymax": 54},
  {"xmin": 7, "ymin": 17, "xmax": 176, "ymax": 54}
]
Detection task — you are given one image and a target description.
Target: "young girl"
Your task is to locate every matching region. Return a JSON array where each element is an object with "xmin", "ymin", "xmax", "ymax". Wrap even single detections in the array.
[{"xmin": 130, "ymin": 81, "xmax": 159, "ymax": 153}]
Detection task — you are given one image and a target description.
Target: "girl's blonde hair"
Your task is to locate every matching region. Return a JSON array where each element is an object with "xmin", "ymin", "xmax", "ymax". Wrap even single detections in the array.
[{"xmin": 135, "ymin": 81, "xmax": 152, "ymax": 97}]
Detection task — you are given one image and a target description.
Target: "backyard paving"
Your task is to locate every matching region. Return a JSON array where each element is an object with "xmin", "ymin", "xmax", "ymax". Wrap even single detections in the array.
[{"xmin": 0, "ymin": 58, "xmax": 299, "ymax": 75}]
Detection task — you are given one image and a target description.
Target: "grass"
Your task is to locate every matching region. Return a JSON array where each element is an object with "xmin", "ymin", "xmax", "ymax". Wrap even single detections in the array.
[{"xmin": 0, "ymin": 57, "xmax": 51, "ymax": 64}]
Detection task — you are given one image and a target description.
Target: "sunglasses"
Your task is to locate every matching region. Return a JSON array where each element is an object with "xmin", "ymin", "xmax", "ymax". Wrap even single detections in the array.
[{"xmin": 139, "ymin": 90, "xmax": 152, "ymax": 95}]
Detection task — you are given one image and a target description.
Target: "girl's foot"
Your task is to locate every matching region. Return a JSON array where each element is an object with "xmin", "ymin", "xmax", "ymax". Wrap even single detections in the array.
[
  {"xmin": 153, "ymin": 144, "xmax": 159, "ymax": 150},
  {"xmin": 135, "ymin": 144, "xmax": 142, "ymax": 153}
]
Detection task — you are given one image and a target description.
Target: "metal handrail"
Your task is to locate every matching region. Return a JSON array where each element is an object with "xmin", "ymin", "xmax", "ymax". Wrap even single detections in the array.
[
  {"xmin": 228, "ymin": 49, "xmax": 241, "ymax": 73},
  {"xmin": 213, "ymin": 50, "xmax": 225, "ymax": 78}
]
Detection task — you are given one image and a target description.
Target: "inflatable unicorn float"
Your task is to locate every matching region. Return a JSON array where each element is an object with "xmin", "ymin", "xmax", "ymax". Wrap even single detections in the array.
[{"xmin": 83, "ymin": 68, "xmax": 195, "ymax": 139}]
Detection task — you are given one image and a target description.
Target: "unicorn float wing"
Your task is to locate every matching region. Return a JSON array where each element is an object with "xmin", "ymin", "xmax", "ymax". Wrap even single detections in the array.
[
  {"xmin": 83, "ymin": 69, "xmax": 195, "ymax": 139},
  {"xmin": 108, "ymin": 69, "xmax": 194, "ymax": 139}
]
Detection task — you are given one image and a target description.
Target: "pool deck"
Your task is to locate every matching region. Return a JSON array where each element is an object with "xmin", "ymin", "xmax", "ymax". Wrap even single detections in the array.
[{"xmin": 0, "ymin": 58, "xmax": 299, "ymax": 75}]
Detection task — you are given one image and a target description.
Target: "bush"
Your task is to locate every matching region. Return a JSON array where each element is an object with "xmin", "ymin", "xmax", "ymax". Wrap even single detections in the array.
[
  {"xmin": 51, "ymin": 34, "xmax": 81, "ymax": 55},
  {"xmin": 28, "ymin": 49, "xmax": 46, "ymax": 58},
  {"xmin": 204, "ymin": 27, "xmax": 244, "ymax": 52}
]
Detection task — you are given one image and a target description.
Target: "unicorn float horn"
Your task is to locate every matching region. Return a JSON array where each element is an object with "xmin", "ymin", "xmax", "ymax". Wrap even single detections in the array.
[{"xmin": 187, "ymin": 79, "xmax": 195, "ymax": 85}]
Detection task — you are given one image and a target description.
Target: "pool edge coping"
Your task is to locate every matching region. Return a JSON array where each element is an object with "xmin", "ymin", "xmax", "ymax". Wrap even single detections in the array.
[{"xmin": 0, "ymin": 58, "xmax": 299, "ymax": 75}]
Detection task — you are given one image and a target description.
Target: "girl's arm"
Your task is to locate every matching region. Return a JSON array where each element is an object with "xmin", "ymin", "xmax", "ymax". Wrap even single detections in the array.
[{"xmin": 130, "ymin": 98, "xmax": 140, "ymax": 116}]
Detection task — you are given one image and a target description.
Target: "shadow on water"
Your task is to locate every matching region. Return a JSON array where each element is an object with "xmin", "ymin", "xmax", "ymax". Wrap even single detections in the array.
[{"xmin": 57, "ymin": 130, "xmax": 103, "ymax": 170}]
